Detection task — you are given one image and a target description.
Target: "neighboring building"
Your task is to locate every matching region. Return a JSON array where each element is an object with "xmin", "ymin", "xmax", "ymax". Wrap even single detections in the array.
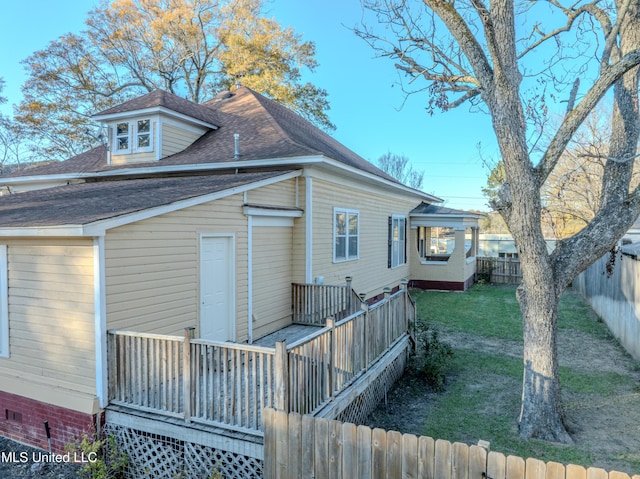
[{"xmin": 0, "ymin": 87, "xmax": 480, "ymax": 459}]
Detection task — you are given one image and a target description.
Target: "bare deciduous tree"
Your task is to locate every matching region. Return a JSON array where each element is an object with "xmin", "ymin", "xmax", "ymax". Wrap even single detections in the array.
[
  {"xmin": 15, "ymin": 0, "xmax": 333, "ymax": 161},
  {"xmin": 377, "ymin": 151, "xmax": 425, "ymax": 190},
  {"xmin": 357, "ymin": 0, "xmax": 640, "ymax": 443}
]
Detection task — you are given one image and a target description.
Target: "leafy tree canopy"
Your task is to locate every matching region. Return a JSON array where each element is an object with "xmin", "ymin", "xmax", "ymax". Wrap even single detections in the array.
[{"xmin": 15, "ymin": 0, "xmax": 333, "ymax": 161}]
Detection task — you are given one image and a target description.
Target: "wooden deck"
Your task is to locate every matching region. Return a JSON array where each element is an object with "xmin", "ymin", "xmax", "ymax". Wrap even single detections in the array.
[
  {"xmin": 253, "ymin": 324, "xmax": 322, "ymax": 347},
  {"xmin": 106, "ymin": 284, "xmax": 416, "ymax": 437}
]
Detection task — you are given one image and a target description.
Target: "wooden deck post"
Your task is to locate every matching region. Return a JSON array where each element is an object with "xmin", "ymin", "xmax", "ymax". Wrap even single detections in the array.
[
  {"xmin": 326, "ymin": 318, "xmax": 335, "ymax": 396},
  {"xmin": 345, "ymin": 276, "xmax": 353, "ymax": 314},
  {"xmin": 360, "ymin": 297, "xmax": 369, "ymax": 369},
  {"xmin": 400, "ymin": 279, "xmax": 409, "ymax": 334},
  {"xmin": 383, "ymin": 287, "xmax": 392, "ymax": 350},
  {"xmin": 274, "ymin": 341, "xmax": 289, "ymax": 412},
  {"xmin": 183, "ymin": 327, "xmax": 195, "ymax": 423}
]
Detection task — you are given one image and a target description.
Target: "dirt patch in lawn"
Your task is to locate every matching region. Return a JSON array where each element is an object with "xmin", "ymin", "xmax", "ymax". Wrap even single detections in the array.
[{"xmin": 365, "ymin": 317, "xmax": 640, "ymax": 474}]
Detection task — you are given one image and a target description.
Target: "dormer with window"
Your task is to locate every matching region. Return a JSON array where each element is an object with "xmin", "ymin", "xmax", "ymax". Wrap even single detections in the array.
[{"xmin": 92, "ymin": 90, "xmax": 219, "ymax": 166}]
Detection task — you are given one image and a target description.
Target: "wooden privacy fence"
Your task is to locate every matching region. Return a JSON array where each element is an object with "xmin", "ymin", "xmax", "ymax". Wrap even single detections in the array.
[
  {"xmin": 106, "ymin": 284, "xmax": 416, "ymax": 434},
  {"xmin": 292, "ymin": 277, "xmax": 362, "ymax": 325},
  {"xmin": 477, "ymin": 256, "xmax": 522, "ymax": 285},
  {"xmin": 263, "ymin": 409, "xmax": 638, "ymax": 479}
]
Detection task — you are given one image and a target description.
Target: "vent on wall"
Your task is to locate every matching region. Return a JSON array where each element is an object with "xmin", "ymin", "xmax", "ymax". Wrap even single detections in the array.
[{"xmin": 5, "ymin": 409, "xmax": 22, "ymax": 423}]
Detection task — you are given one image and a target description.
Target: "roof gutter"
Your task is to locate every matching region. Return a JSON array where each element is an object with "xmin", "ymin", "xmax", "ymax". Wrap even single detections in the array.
[{"xmin": 0, "ymin": 155, "xmax": 442, "ymax": 203}]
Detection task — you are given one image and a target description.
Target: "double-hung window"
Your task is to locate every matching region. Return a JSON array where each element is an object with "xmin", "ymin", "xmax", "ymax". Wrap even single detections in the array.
[
  {"xmin": 114, "ymin": 119, "xmax": 153, "ymax": 154},
  {"xmin": 388, "ymin": 215, "xmax": 407, "ymax": 268},
  {"xmin": 334, "ymin": 208, "xmax": 359, "ymax": 262},
  {"xmin": 0, "ymin": 245, "xmax": 8, "ymax": 358}
]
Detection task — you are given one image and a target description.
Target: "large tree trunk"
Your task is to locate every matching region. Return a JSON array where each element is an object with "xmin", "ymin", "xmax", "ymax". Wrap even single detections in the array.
[{"xmin": 516, "ymin": 275, "xmax": 573, "ymax": 443}]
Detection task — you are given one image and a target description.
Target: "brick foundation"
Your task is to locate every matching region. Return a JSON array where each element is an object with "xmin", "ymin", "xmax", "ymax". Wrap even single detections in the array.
[{"xmin": 0, "ymin": 391, "xmax": 101, "ymax": 453}]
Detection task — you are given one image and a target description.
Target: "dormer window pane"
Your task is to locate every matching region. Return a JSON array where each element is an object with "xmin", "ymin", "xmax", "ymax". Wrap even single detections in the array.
[
  {"xmin": 138, "ymin": 134, "xmax": 150, "ymax": 148},
  {"xmin": 137, "ymin": 120, "xmax": 151, "ymax": 149},
  {"xmin": 116, "ymin": 123, "xmax": 129, "ymax": 135},
  {"xmin": 116, "ymin": 122, "xmax": 130, "ymax": 151},
  {"xmin": 137, "ymin": 119, "xmax": 150, "ymax": 133}
]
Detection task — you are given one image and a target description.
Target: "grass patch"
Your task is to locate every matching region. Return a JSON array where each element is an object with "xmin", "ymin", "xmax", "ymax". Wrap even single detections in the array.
[{"xmin": 402, "ymin": 283, "xmax": 640, "ymax": 473}]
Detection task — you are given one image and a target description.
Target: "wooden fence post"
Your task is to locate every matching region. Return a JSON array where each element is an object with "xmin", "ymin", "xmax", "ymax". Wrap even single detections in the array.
[
  {"xmin": 326, "ymin": 318, "xmax": 335, "ymax": 396},
  {"xmin": 274, "ymin": 341, "xmax": 289, "ymax": 412},
  {"xmin": 183, "ymin": 327, "xmax": 195, "ymax": 423}
]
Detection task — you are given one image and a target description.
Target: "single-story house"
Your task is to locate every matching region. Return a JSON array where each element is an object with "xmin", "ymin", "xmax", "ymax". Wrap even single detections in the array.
[{"xmin": 0, "ymin": 87, "xmax": 480, "ymax": 452}]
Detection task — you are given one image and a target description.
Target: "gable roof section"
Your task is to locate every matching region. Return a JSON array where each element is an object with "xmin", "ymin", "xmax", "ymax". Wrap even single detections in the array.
[
  {"xmin": 0, "ymin": 170, "xmax": 298, "ymax": 235},
  {"xmin": 92, "ymin": 89, "xmax": 219, "ymax": 127}
]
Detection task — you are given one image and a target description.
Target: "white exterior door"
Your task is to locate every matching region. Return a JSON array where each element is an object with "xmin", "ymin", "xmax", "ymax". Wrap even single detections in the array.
[{"xmin": 200, "ymin": 235, "xmax": 234, "ymax": 341}]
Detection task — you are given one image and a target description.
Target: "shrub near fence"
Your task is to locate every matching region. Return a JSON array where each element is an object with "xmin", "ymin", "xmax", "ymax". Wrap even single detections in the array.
[{"xmin": 263, "ymin": 408, "xmax": 639, "ymax": 479}]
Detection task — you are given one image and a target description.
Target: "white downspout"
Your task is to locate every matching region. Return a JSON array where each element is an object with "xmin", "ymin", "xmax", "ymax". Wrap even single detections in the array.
[
  {"xmin": 247, "ymin": 214, "xmax": 253, "ymax": 344},
  {"xmin": 93, "ymin": 236, "xmax": 107, "ymax": 409},
  {"xmin": 305, "ymin": 176, "xmax": 313, "ymax": 283}
]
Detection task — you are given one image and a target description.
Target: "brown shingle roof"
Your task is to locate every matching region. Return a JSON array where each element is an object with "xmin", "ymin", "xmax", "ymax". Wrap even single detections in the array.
[
  {"xmin": 5, "ymin": 88, "xmax": 397, "ymax": 183},
  {"xmin": 93, "ymin": 89, "xmax": 220, "ymax": 126},
  {"xmin": 0, "ymin": 171, "xmax": 289, "ymax": 227}
]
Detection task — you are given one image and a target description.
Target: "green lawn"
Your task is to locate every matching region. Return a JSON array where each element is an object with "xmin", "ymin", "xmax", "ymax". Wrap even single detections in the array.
[{"xmin": 406, "ymin": 284, "xmax": 640, "ymax": 473}]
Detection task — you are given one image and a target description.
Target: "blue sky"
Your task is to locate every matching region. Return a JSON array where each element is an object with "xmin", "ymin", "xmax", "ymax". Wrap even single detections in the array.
[{"xmin": 0, "ymin": 0, "xmax": 498, "ymax": 210}]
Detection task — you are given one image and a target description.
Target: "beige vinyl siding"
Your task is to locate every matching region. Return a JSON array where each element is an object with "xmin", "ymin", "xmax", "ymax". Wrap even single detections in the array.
[
  {"xmin": 252, "ymin": 226, "xmax": 293, "ymax": 339},
  {"xmin": 0, "ymin": 239, "xmax": 97, "ymax": 412},
  {"xmin": 246, "ymin": 178, "xmax": 298, "ymax": 207},
  {"xmin": 111, "ymin": 150, "xmax": 157, "ymax": 165},
  {"xmin": 105, "ymin": 194, "xmax": 249, "ymax": 340},
  {"xmin": 161, "ymin": 123, "xmax": 206, "ymax": 158},
  {"xmin": 310, "ymin": 176, "xmax": 418, "ymax": 299}
]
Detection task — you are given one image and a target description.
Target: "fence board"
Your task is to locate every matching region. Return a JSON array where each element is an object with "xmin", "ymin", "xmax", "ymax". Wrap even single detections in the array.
[
  {"xmin": 526, "ymin": 457, "xmax": 547, "ymax": 479},
  {"xmin": 342, "ymin": 422, "xmax": 358, "ymax": 479},
  {"xmin": 357, "ymin": 425, "xmax": 372, "ymax": 479},
  {"xmin": 469, "ymin": 445, "xmax": 487, "ymax": 479},
  {"xmin": 419, "ymin": 436, "xmax": 436, "ymax": 479},
  {"xmin": 488, "ymin": 451, "xmax": 507, "ymax": 479},
  {"xmin": 507, "ymin": 456, "xmax": 526, "ymax": 479},
  {"xmin": 548, "ymin": 462, "xmax": 566, "ymax": 479},
  {"xmin": 315, "ymin": 417, "xmax": 329, "ymax": 479},
  {"xmin": 587, "ymin": 468, "xmax": 608, "ymax": 479},
  {"xmin": 287, "ymin": 412, "xmax": 301, "ymax": 479},
  {"xmin": 372, "ymin": 428, "xmax": 387, "ymax": 479},
  {"xmin": 565, "ymin": 465, "xmax": 586, "ymax": 479},
  {"xmin": 329, "ymin": 420, "xmax": 343, "ymax": 479},
  {"xmin": 452, "ymin": 442, "xmax": 469, "ymax": 479},
  {"xmin": 435, "ymin": 439, "xmax": 452, "ymax": 479},
  {"xmin": 402, "ymin": 434, "xmax": 418, "ymax": 479},
  {"xmin": 301, "ymin": 414, "xmax": 315, "ymax": 476},
  {"xmin": 387, "ymin": 430, "xmax": 403, "ymax": 479}
]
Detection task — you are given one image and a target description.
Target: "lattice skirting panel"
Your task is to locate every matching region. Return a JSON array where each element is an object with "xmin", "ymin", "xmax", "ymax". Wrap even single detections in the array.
[
  {"xmin": 333, "ymin": 344, "xmax": 409, "ymax": 425},
  {"xmin": 103, "ymin": 422, "xmax": 263, "ymax": 479}
]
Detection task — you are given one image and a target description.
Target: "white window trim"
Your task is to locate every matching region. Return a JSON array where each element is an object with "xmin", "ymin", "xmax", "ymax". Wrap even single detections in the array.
[
  {"xmin": 333, "ymin": 207, "xmax": 359, "ymax": 263},
  {"xmin": 0, "ymin": 245, "xmax": 8, "ymax": 358},
  {"xmin": 390, "ymin": 215, "xmax": 407, "ymax": 269},
  {"xmin": 112, "ymin": 119, "xmax": 154, "ymax": 154}
]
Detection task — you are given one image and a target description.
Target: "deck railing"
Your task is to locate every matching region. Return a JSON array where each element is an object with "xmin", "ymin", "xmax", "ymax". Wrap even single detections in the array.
[
  {"xmin": 287, "ymin": 285, "xmax": 414, "ymax": 415},
  {"xmin": 291, "ymin": 277, "xmax": 361, "ymax": 325},
  {"xmin": 107, "ymin": 282, "xmax": 416, "ymax": 433}
]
